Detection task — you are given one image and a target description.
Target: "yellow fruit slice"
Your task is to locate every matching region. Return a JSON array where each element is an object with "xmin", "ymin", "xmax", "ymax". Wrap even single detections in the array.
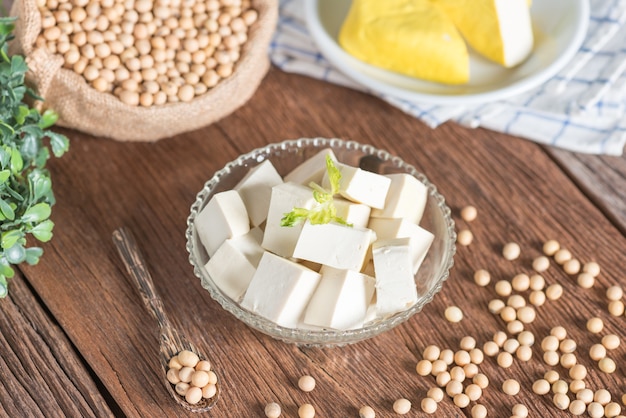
[
  {"xmin": 338, "ymin": 0, "xmax": 469, "ymax": 85},
  {"xmin": 435, "ymin": 0, "xmax": 534, "ymax": 68}
]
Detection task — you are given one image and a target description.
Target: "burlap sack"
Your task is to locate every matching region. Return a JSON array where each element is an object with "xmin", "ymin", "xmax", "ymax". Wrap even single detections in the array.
[{"xmin": 10, "ymin": 0, "xmax": 277, "ymax": 141}]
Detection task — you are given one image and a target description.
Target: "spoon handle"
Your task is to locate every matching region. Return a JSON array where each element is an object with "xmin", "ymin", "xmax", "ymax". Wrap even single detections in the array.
[{"xmin": 112, "ymin": 227, "xmax": 172, "ymax": 331}]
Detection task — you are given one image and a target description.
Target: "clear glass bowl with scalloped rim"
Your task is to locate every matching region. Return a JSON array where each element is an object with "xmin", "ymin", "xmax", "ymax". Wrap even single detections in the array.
[{"xmin": 186, "ymin": 137, "xmax": 456, "ymax": 347}]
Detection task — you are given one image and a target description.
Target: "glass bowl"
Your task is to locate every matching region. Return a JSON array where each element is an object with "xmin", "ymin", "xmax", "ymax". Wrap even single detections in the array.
[{"xmin": 186, "ymin": 138, "xmax": 456, "ymax": 347}]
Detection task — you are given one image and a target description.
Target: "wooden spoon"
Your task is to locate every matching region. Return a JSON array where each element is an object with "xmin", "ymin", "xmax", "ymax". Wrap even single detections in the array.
[{"xmin": 112, "ymin": 227, "xmax": 219, "ymax": 412}]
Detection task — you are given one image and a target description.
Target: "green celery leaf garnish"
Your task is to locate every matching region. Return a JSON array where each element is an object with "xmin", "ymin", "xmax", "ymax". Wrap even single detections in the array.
[{"xmin": 281, "ymin": 156, "xmax": 352, "ymax": 227}]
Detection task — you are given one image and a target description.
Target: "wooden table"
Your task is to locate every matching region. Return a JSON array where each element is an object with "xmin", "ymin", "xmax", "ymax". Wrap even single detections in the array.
[{"xmin": 2, "ymin": 26, "xmax": 626, "ymax": 418}]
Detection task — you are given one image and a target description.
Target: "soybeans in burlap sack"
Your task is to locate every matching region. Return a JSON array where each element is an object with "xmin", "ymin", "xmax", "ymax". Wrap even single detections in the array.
[{"xmin": 9, "ymin": 0, "xmax": 277, "ymax": 141}]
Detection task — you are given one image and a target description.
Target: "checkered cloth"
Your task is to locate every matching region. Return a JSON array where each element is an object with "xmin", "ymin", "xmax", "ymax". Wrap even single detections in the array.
[{"xmin": 270, "ymin": 0, "xmax": 626, "ymax": 155}]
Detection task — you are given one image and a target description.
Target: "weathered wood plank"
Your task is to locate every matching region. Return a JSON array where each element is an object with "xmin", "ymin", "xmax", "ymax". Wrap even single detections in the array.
[
  {"xmin": 13, "ymin": 69, "xmax": 624, "ymax": 417},
  {"xmin": 547, "ymin": 149, "xmax": 626, "ymax": 235},
  {"xmin": 0, "ymin": 272, "xmax": 114, "ymax": 417}
]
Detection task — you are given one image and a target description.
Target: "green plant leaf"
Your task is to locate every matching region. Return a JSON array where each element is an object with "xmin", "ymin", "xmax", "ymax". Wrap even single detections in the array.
[
  {"xmin": 10, "ymin": 147, "xmax": 23, "ymax": 173},
  {"xmin": 0, "ymin": 121, "xmax": 14, "ymax": 137},
  {"xmin": 0, "ymin": 197, "xmax": 15, "ymax": 220},
  {"xmin": 18, "ymin": 127, "xmax": 40, "ymax": 161},
  {"xmin": 280, "ymin": 207, "xmax": 311, "ymax": 227},
  {"xmin": 282, "ymin": 155, "xmax": 351, "ymax": 228},
  {"xmin": 0, "ymin": 147, "xmax": 10, "ymax": 168},
  {"xmin": 47, "ymin": 131, "xmax": 70, "ymax": 157},
  {"xmin": 35, "ymin": 147, "xmax": 50, "ymax": 168},
  {"xmin": 29, "ymin": 170, "xmax": 52, "ymax": 202},
  {"xmin": 1, "ymin": 230, "xmax": 22, "ymax": 249},
  {"xmin": 15, "ymin": 105, "xmax": 29, "ymax": 125},
  {"xmin": 0, "ymin": 21, "xmax": 69, "ymax": 298},
  {"xmin": 31, "ymin": 219, "xmax": 54, "ymax": 242},
  {"xmin": 0, "ymin": 257, "xmax": 15, "ymax": 278},
  {"xmin": 4, "ymin": 243, "xmax": 26, "ymax": 264},
  {"xmin": 0, "ymin": 169, "xmax": 10, "ymax": 183},
  {"xmin": 10, "ymin": 55, "xmax": 27, "ymax": 79},
  {"xmin": 0, "ymin": 17, "xmax": 16, "ymax": 37},
  {"xmin": 25, "ymin": 247, "xmax": 43, "ymax": 265},
  {"xmin": 39, "ymin": 109, "xmax": 59, "ymax": 129},
  {"xmin": 22, "ymin": 203, "xmax": 51, "ymax": 223},
  {"xmin": 326, "ymin": 155, "xmax": 342, "ymax": 195}
]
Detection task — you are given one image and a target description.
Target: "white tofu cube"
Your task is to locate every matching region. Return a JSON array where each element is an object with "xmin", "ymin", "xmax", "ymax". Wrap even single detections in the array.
[
  {"xmin": 334, "ymin": 197, "xmax": 371, "ymax": 228},
  {"xmin": 304, "ymin": 266, "xmax": 375, "ymax": 330},
  {"xmin": 293, "ymin": 221, "xmax": 373, "ymax": 271},
  {"xmin": 284, "ymin": 148, "xmax": 337, "ymax": 185},
  {"xmin": 368, "ymin": 217, "xmax": 434, "ymax": 274},
  {"xmin": 261, "ymin": 182, "xmax": 316, "ymax": 258},
  {"xmin": 323, "ymin": 162, "xmax": 391, "ymax": 209},
  {"xmin": 234, "ymin": 160, "xmax": 283, "ymax": 227},
  {"xmin": 370, "ymin": 173, "xmax": 428, "ymax": 224},
  {"xmin": 204, "ymin": 230, "xmax": 264, "ymax": 302},
  {"xmin": 372, "ymin": 237, "xmax": 418, "ymax": 318},
  {"xmin": 195, "ymin": 190, "xmax": 250, "ymax": 257},
  {"xmin": 241, "ymin": 252, "xmax": 321, "ymax": 328}
]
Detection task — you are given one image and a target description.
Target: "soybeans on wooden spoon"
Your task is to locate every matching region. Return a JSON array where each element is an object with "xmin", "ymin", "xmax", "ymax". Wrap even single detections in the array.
[{"xmin": 112, "ymin": 227, "xmax": 219, "ymax": 412}]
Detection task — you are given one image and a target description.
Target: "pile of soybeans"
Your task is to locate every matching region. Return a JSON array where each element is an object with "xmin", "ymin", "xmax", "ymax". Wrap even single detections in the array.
[{"xmin": 34, "ymin": 0, "xmax": 258, "ymax": 106}]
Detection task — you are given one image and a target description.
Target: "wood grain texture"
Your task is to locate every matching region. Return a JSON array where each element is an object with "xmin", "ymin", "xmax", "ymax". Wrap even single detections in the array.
[
  {"xmin": 547, "ymin": 148, "xmax": 626, "ymax": 235},
  {"xmin": 10, "ymin": 68, "xmax": 624, "ymax": 417},
  {"xmin": 0, "ymin": 272, "xmax": 114, "ymax": 417}
]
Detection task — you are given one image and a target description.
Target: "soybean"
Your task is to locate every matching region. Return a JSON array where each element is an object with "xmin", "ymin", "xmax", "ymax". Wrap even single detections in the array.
[
  {"xmin": 393, "ymin": 398, "xmax": 411, "ymax": 414},
  {"xmin": 298, "ymin": 375, "xmax": 316, "ymax": 392},
  {"xmin": 298, "ymin": 403, "xmax": 315, "ymax": 418},
  {"xmin": 264, "ymin": 401, "xmax": 282, "ymax": 417},
  {"xmin": 35, "ymin": 0, "xmax": 259, "ymax": 104},
  {"xmin": 502, "ymin": 379, "xmax": 520, "ymax": 396},
  {"xmin": 502, "ymin": 242, "xmax": 521, "ymax": 260},
  {"xmin": 460, "ymin": 205, "xmax": 478, "ymax": 222},
  {"xmin": 421, "ymin": 397, "xmax": 437, "ymax": 414}
]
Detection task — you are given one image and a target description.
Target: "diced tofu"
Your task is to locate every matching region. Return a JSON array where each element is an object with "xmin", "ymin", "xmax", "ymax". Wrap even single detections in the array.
[
  {"xmin": 284, "ymin": 148, "xmax": 337, "ymax": 185},
  {"xmin": 323, "ymin": 162, "xmax": 391, "ymax": 209},
  {"xmin": 195, "ymin": 190, "xmax": 250, "ymax": 257},
  {"xmin": 372, "ymin": 237, "xmax": 418, "ymax": 318},
  {"xmin": 261, "ymin": 182, "xmax": 316, "ymax": 258},
  {"xmin": 241, "ymin": 252, "xmax": 321, "ymax": 328},
  {"xmin": 364, "ymin": 298, "xmax": 378, "ymax": 324},
  {"xmin": 204, "ymin": 230, "xmax": 264, "ymax": 301},
  {"xmin": 368, "ymin": 217, "xmax": 434, "ymax": 274},
  {"xmin": 293, "ymin": 221, "xmax": 373, "ymax": 271},
  {"xmin": 370, "ymin": 173, "xmax": 428, "ymax": 224},
  {"xmin": 334, "ymin": 197, "xmax": 371, "ymax": 228},
  {"xmin": 304, "ymin": 266, "xmax": 375, "ymax": 330},
  {"xmin": 234, "ymin": 160, "xmax": 283, "ymax": 227}
]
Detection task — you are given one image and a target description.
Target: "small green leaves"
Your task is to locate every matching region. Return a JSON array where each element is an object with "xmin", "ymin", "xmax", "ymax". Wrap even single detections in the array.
[
  {"xmin": 38, "ymin": 109, "xmax": 59, "ymax": 129},
  {"xmin": 281, "ymin": 156, "xmax": 352, "ymax": 228},
  {"xmin": 10, "ymin": 147, "xmax": 23, "ymax": 173},
  {"xmin": 0, "ymin": 17, "xmax": 16, "ymax": 37},
  {"xmin": 0, "ymin": 198, "xmax": 14, "ymax": 221},
  {"xmin": 29, "ymin": 170, "xmax": 52, "ymax": 202},
  {"xmin": 31, "ymin": 220, "xmax": 54, "ymax": 242},
  {"xmin": 1, "ymin": 230, "xmax": 22, "ymax": 250},
  {"xmin": 0, "ymin": 23, "xmax": 69, "ymax": 298},
  {"xmin": 25, "ymin": 247, "xmax": 43, "ymax": 265},
  {"xmin": 325, "ymin": 155, "xmax": 342, "ymax": 195},
  {"xmin": 0, "ymin": 257, "xmax": 14, "ymax": 278},
  {"xmin": 47, "ymin": 131, "xmax": 70, "ymax": 157},
  {"xmin": 22, "ymin": 203, "xmax": 51, "ymax": 223},
  {"xmin": 4, "ymin": 243, "xmax": 26, "ymax": 264}
]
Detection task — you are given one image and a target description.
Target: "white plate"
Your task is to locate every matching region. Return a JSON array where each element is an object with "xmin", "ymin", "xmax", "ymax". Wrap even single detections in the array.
[{"xmin": 305, "ymin": 0, "xmax": 590, "ymax": 105}]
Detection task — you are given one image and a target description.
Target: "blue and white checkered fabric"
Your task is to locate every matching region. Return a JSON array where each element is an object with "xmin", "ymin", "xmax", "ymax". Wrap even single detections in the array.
[{"xmin": 270, "ymin": 0, "xmax": 626, "ymax": 155}]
